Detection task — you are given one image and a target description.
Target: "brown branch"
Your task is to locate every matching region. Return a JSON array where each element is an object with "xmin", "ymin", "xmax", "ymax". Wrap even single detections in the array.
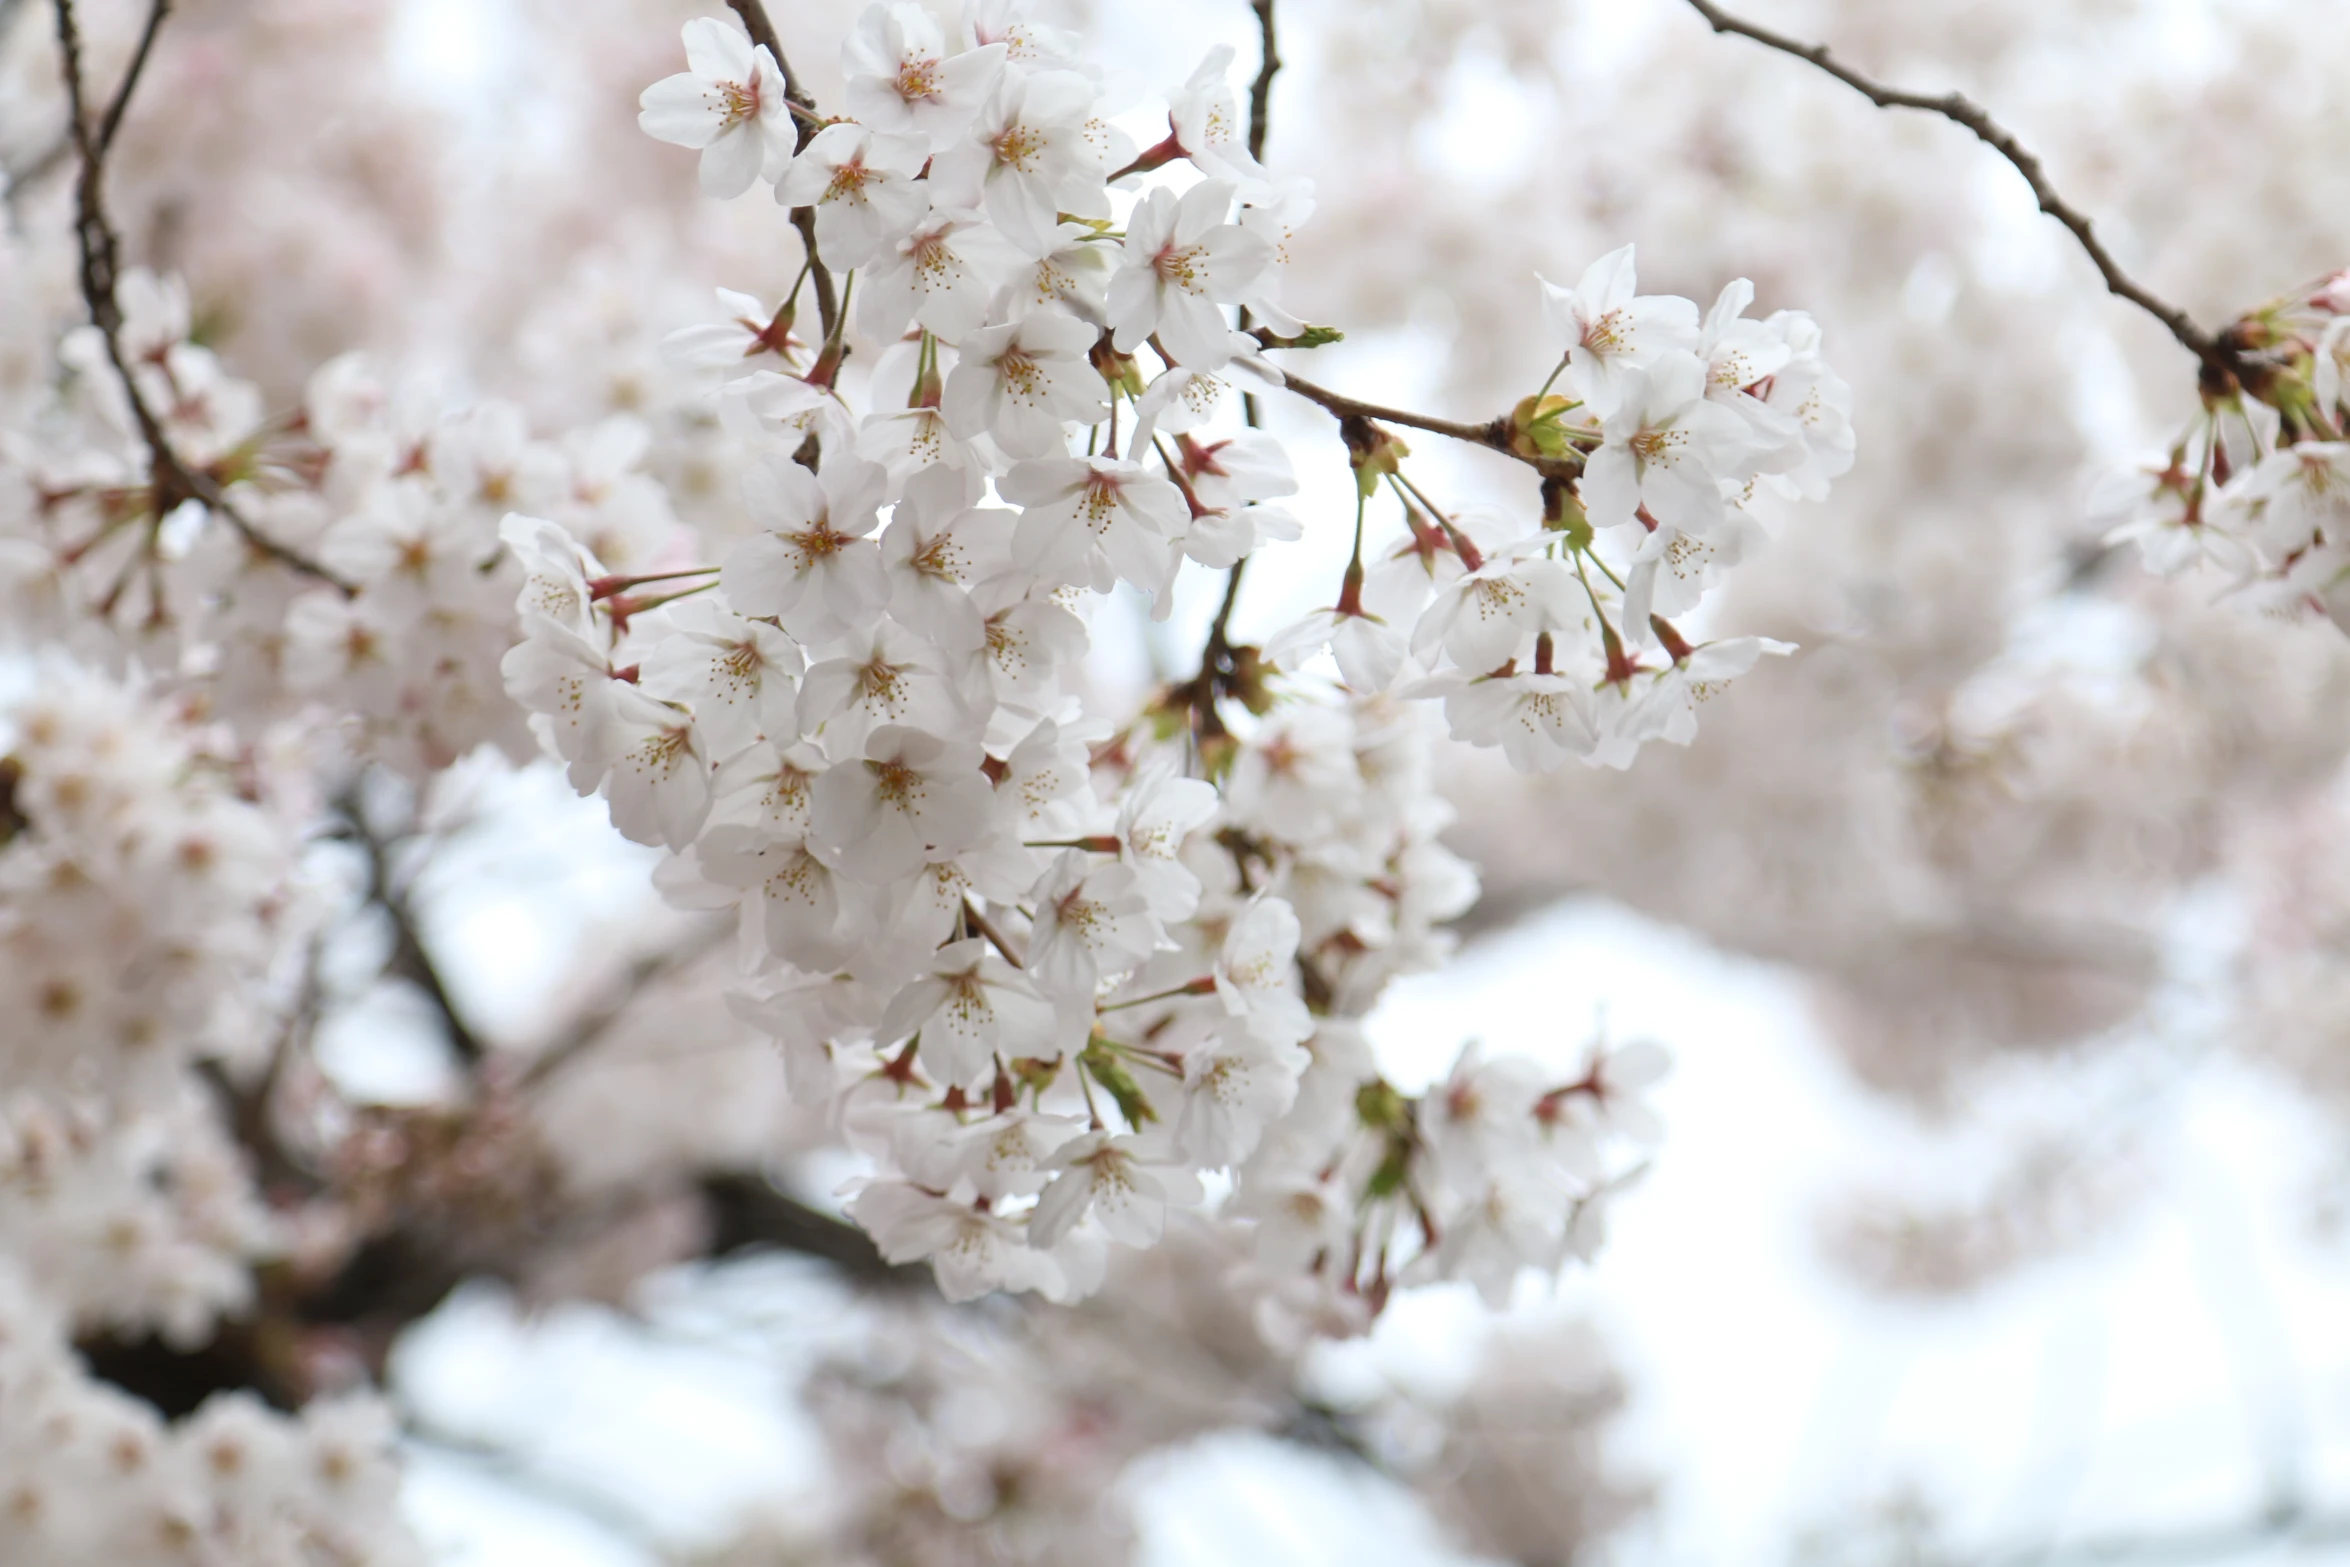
[
  {"xmin": 95, "ymin": 0, "xmax": 169, "ymax": 152},
  {"xmin": 700, "ymin": 1171, "xmax": 928, "ymax": 1288},
  {"xmin": 1186, "ymin": 0, "xmax": 1287, "ymax": 727},
  {"xmin": 1185, "ymin": 559, "xmax": 1250, "ymax": 742},
  {"xmin": 726, "ymin": 0, "xmax": 839, "ymax": 342},
  {"xmin": 1236, "ymin": 0, "xmax": 1281, "ymax": 432},
  {"xmin": 518, "ymin": 917, "xmax": 733, "ymax": 1090},
  {"xmin": 1680, "ymin": 0, "xmax": 2250, "ymax": 390},
  {"xmin": 51, "ymin": 0, "xmax": 353, "ymax": 591},
  {"xmin": 1245, "ymin": 0, "xmax": 1280, "ymax": 167},
  {"xmin": 963, "ymin": 895, "xmax": 1027, "ymax": 970},
  {"xmin": 336, "ymin": 792, "xmax": 487, "ymax": 1065},
  {"xmin": 1259, "ymin": 336, "xmax": 1581, "ymax": 484}
]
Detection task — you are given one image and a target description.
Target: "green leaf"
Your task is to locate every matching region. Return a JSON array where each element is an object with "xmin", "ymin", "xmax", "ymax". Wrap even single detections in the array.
[
  {"xmin": 1264, "ymin": 325, "xmax": 1346, "ymax": 350},
  {"xmin": 1080, "ymin": 1038, "xmax": 1159, "ymax": 1128}
]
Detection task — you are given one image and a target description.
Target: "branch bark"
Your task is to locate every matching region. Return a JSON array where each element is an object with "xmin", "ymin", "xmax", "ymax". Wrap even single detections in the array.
[{"xmin": 1680, "ymin": 0, "xmax": 2251, "ymax": 390}]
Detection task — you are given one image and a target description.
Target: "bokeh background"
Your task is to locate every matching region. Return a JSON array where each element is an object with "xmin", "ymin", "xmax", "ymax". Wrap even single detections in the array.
[{"xmin": 10, "ymin": 0, "xmax": 2350, "ymax": 1560}]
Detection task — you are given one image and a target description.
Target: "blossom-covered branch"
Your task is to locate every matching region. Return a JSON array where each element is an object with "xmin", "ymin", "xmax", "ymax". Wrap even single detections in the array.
[{"xmin": 51, "ymin": 0, "xmax": 354, "ymax": 591}]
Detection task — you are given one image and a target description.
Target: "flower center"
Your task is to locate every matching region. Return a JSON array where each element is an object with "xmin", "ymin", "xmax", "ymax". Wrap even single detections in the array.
[
  {"xmin": 993, "ymin": 124, "xmax": 1045, "ymax": 172},
  {"xmin": 717, "ymin": 78, "xmax": 760, "ymax": 130},
  {"xmin": 1152, "ymin": 243, "xmax": 1207, "ymax": 295},
  {"xmin": 894, "ymin": 58, "xmax": 942, "ymax": 103}
]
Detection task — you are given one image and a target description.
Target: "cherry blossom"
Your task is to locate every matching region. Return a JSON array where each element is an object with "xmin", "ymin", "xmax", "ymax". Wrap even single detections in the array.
[
  {"xmin": 1107, "ymin": 180, "xmax": 1273, "ymax": 371},
  {"xmin": 842, "ymin": 4, "xmax": 1008, "ymax": 152},
  {"xmin": 638, "ymin": 18, "xmax": 797, "ymax": 198},
  {"xmin": 774, "ymin": 122, "xmax": 931, "ymax": 269}
]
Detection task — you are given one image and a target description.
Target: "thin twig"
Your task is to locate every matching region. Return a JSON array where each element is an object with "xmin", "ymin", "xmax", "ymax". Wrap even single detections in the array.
[
  {"xmin": 1236, "ymin": 0, "xmax": 1282, "ymax": 434},
  {"xmin": 95, "ymin": 0, "xmax": 170, "ymax": 152},
  {"xmin": 1204, "ymin": 0, "xmax": 1285, "ymax": 653},
  {"xmin": 1261, "ymin": 339, "xmax": 1581, "ymax": 483},
  {"xmin": 519, "ymin": 918, "xmax": 733, "ymax": 1090},
  {"xmin": 335, "ymin": 792, "xmax": 486, "ymax": 1065},
  {"xmin": 1245, "ymin": 0, "xmax": 1281, "ymax": 167},
  {"xmin": 1680, "ymin": 0, "xmax": 2250, "ymax": 390},
  {"xmin": 963, "ymin": 896, "xmax": 1027, "ymax": 970},
  {"xmin": 51, "ymin": 0, "xmax": 353, "ymax": 590}
]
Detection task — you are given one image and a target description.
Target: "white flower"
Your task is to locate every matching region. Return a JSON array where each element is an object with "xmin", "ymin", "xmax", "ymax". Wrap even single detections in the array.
[
  {"xmin": 1166, "ymin": 46, "xmax": 1266, "ymax": 187},
  {"xmin": 1697, "ymin": 278, "xmax": 1805, "ymax": 465},
  {"xmin": 796, "ymin": 619, "xmax": 968, "ymax": 754},
  {"xmin": 661, "ymin": 286, "xmax": 802, "ymax": 371},
  {"xmin": 857, "ymin": 206, "xmax": 1023, "ymax": 347},
  {"xmin": 637, "ymin": 18, "xmax": 796, "ymax": 198},
  {"xmin": 1114, "ymin": 767, "xmax": 1217, "ymax": 920},
  {"xmin": 697, "ymin": 820, "xmax": 848, "ymax": 970},
  {"xmin": 808, "ymin": 724, "xmax": 994, "ymax": 883},
  {"xmin": 999, "ymin": 223, "xmax": 1119, "ymax": 325},
  {"xmin": 1419, "ymin": 1173, "xmax": 1565, "ymax": 1309},
  {"xmin": 929, "ymin": 69, "xmax": 1106, "ymax": 256},
  {"xmin": 966, "ymin": 0, "xmax": 1081, "ymax": 68},
  {"xmin": 1178, "ymin": 499, "xmax": 1300, "ymax": 569},
  {"xmin": 2095, "ymin": 449, "xmax": 2248, "ymax": 578},
  {"xmin": 1537, "ymin": 243, "xmax": 1700, "ymax": 416},
  {"xmin": 856, "ymin": 402, "xmax": 984, "ymax": 490},
  {"xmin": 1756, "ymin": 310, "xmax": 1855, "ymax": 501},
  {"xmin": 847, "ymin": 1181, "xmax": 1057, "ymax": 1301},
  {"xmin": 1410, "ymin": 555, "xmax": 1580, "ymax": 675},
  {"xmin": 1236, "ymin": 178, "xmax": 1315, "ymax": 336},
  {"xmin": 2241, "ymin": 442, "xmax": 2350, "ymax": 558},
  {"xmin": 941, "ymin": 311, "xmax": 1108, "ymax": 458},
  {"xmin": 878, "ymin": 938, "xmax": 1054, "ymax": 1087},
  {"xmin": 1596, "ymin": 630, "xmax": 1788, "ymax": 761},
  {"xmin": 1579, "ymin": 354, "xmax": 1756, "ymax": 541},
  {"xmin": 772, "ymin": 122, "xmax": 931, "ymax": 269},
  {"xmin": 501, "ymin": 617, "xmax": 621, "ymax": 790},
  {"xmin": 1026, "ymin": 849, "xmax": 1160, "ymax": 996},
  {"xmin": 1621, "ymin": 506, "xmax": 1770, "ymax": 622},
  {"xmin": 498, "ymin": 512, "xmax": 602, "ymax": 636},
  {"xmin": 602, "ymin": 686, "xmax": 712, "ymax": 849},
  {"xmin": 1175, "ymin": 1027, "xmax": 1306, "ymax": 1167},
  {"xmin": 1028, "ymin": 1133, "xmax": 1203, "ymax": 1248},
  {"xmin": 964, "ymin": 580, "xmax": 1089, "ymax": 709},
  {"xmin": 904, "ymin": 1109, "xmax": 1090, "ymax": 1202},
  {"xmin": 1263, "ymin": 603, "xmax": 1409, "ymax": 693},
  {"xmin": 1107, "ymin": 181, "xmax": 1271, "ymax": 370},
  {"xmin": 842, "ymin": 3, "xmax": 1007, "ymax": 152},
  {"xmin": 1129, "ymin": 367, "xmax": 1230, "ymax": 452},
  {"xmin": 716, "ymin": 369, "xmax": 851, "ymax": 459},
  {"xmin": 719, "ymin": 456, "xmax": 889, "ymax": 642},
  {"xmin": 638, "ymin": 599, "xmax": 801, "ymax": 755},
  {"xmin": 878, "ymin": 466, "xmax": 1011, "ymax": 654},
  {"xmin": 320, "ymin": 482, "xmax": 478, "ymax": 620},
  {"xmin": 1574, "ymin": 1037, "xmax": 1672, "ymax": 1146},
  {"xmin": 1422, "ymin": 1041, "xmax": 1545, "ymax": 1190},
  {"xmin": 1214, "ymin": 898, "xmax": 1312, "ymax": 1047},
  {"xmin": 992, "ymin": 716, "xmax": 1093, "ymax": 842},
  {"xmin": 1001, "ymin": 455, "xmax": 1186, "ymax": 596},
  {"xmin": 1442, "ymin": 673, "xmax": 1600, "ymax": 773}
]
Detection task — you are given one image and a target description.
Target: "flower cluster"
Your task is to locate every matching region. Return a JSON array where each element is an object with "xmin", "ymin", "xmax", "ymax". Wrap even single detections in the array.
[
  {"xmin": 1, "ymin": 270, "xmax": 682, "ymax": 779},
  {"xmin": 496, "ymin": 2, "xmax": 1845, "ymax": 1305},
  {"xmin": 2104, "ymin": 268, "xmax": 2350, "ymax": 620},
  {"xmin": 1377, "ymin": 252, "xmax": 1853, "ymax": 772},
  {"xmin": 0, "ymin": 1268, "xmax": 419, "ymax": 1567}
]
